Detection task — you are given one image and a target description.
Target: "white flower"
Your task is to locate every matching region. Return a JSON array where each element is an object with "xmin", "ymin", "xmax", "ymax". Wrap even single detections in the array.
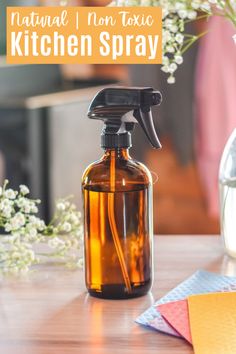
[
  {"xmin": 200, "ymin": 2, "xmax": 211, "ymax": 12},
  {"xmin": 175, "ymin": 54, "xmax": 183, "ymax": 65},
  {"xmin": 10, "ymin": 212, "xmax": 26, "ymax": 230},
  {"xmin": 161, "ymin": 65, "xmax": 170, "ymax": 73},
  {"xmin": 178, "ymin": 10, "xmax": 188, "ymax": 19},
  {"xmin": 191, "ymin": 0, "xmax": 201, "ymax": 9},
  {"xmin": 20, "ymin": 265, "xmax": 29, "ymax": 274},
  {"xmin": 28, "ymin": 227, "xmax": 37, "ymax": 238},
  {"xmin": 4, "ymin": 189, "xmax": 17, "ymax": 200},
  {"xmin": 68, "ymin": 213, "xmax": 80, "ymax": 225},
  {"xmin": 28, "ymin": 215, "xmax": 37, "ymax": 224},
  {"xmin": 48, "ymin": 237, "xmax": 65, "ymax": 249},
  {"xmin": 2, "ymin": 205, "xmax": 13, "ymax": 219},
  {"xmin": 77, "ymin": 258, "xmax": 84, "ymax": 268},
  {"xmin": 164, "ymin": 18, "xmax": 173, "ymax": 28},
  {"xmin": 20, "ymin": 185, "xmax": 30, "ymax": 195},
  {"xmin": 76, "ymin": 228, "xmax": 83, "ymax": 238},
  {"xmin": 163, "ymin": 30, "xmax": 172, "ymax": 43},
  {"xmin": 17, "ymin": 197, "xmax": 30, "ymax": 211},
  {"xmin": 162, "ymin": 56, "xmax": 169, "ymax": 67},
  {"xmin": 169, "ymin": 62, "xmax": 178, "ymax": 73},
  {"xmin": 166, "ymin": 45, "xmax": 175, "ymax": 53},
  {"xmin": 71, "ymin": 238, "xmax": 79, "ymax": 248},
  {"xmin": 188, "ymin": 10, "xmax": 197, "ymax": 20},
  {"xmin": 175, "ymin": 33, "xmax": 184, "ymax": 44},
  {"xmin": 17, "ymin": 197, "xmax": 38, "ymax": 214},
  {"xmin": 60, "ymin": 0, "xmax": 68, "ymax": 5},
  {"xmin": 65, "ymin": 240, "xmax": 72, "ymax": 248},
  {"xmin": 162, "ymin": 8, "xmax": 169, "ymax": 18},
  {"xmin": 5, "ymin": 223, "xmax": 12, "ymax": 232},
  {"xmin": 175, "ymin": 2, "xmax": 185, "ymax": 11},
  {"xmin": 230, "ymin": 0, "xmax": 236, "ymax": 10},
  {"xmin": 11, "ymin": 251, "xmax": 21, "ymax": 259},
  {"xmin": 0, "ymin": 180, "xmax": 83, "ymax": 274},
  {"xmin": 24, "ymin": 249, "xmax": 35, "ymax": 261},
  {"xmin": 56, "ymin": 202, "xmax": 66, "ymax": 211},
  {"xmin": 30, "ymin": 204, "xmax": 38, "ymax": 214},
  {"xmin": 62, "ymin": 222, "xmax": 72, "ymax": 233},
  {"xmin": 38, "ymin": 220, "xmax": 46, "ymax": 231},
  {"xmin": 167, "ymin": 75, "xmax": 176, "ymax": 84},
  {"xmin": 140, "ymin": 0, "xmax": 151, "ymax": 5},
  {"xmin": 169, "ymin": 24, "xmax": 178, "ymax": 33}
]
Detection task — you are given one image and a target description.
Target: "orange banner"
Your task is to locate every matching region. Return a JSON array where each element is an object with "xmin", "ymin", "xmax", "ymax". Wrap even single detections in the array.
[{"xmin": 7, "ymin": 6, "xmax": 162, "ymax": 65}]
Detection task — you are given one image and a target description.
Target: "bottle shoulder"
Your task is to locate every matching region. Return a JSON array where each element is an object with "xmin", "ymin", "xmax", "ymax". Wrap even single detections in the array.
[{"xmin": 82, "ymin": 157, "xmax": 152, "ymax": 192}]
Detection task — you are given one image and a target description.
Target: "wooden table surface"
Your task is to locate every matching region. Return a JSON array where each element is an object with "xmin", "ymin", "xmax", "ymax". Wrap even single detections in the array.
[{"xmin": 1, "ymin": 235, "xmax": 236, "ymax": 354}]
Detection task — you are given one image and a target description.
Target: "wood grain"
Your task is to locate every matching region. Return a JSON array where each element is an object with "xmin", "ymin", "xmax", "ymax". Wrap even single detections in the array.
[{"xmin": 0, "ymin": 235, "xmax": 234, "ymax": 354}]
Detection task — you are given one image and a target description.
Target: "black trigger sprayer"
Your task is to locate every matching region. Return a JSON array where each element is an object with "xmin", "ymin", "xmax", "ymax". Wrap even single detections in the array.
[{"xmin": 82, "ymin": 87, "xmax": 162, "ymax": 299}]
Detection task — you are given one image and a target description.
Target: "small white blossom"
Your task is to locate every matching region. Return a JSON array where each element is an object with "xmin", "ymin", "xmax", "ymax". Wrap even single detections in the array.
[
  {"xmin": 30, "ymin": 204, "xmax": 38, "ymax": 214},
  {"xmin": 167, "ymin": 75, "xmax": 176, "ymax": 84},
  {"xmin": 5, "ymin": 223, "xmax": 12, "ymax": 232},
  {"xmin": 56, "ymin": 202, "xmax": 66, "ymax": 211},
  {"xmin": 162, "ymin": 55, "xmax": 169, "ymax": 66},
  {"xmin": 140, "ymin": 0, "xmax": 150, "ymax": 5},
  {"xmin": 4, "ymin": 189, "xmax": 17, "ymax": 200},
  {"xmin": 188, "ymin": 10, "xmax": 197, "ymax": 20},
  {"xmin": 70, "ymin": 213, "xmax": 80, "ymax": 225},
  {"xmin": 161, "ymin": 65, "xmax": 170, "ymax": 73},
  {"xmin": 163, "ymin": 30, "xmax": 172, "ymax": 43},
  {"xmin": 62, "ymin": 222, "xmax": 72, "ymax": 233},
  {"xmin": 166, "ymin": 45, "xmax": 175, "ymax": 53},
  {"xmin": 48, "ymin": 237, "xmax": 65, "ymax": 249},
  {"xmin": 191, "ymin": 0, "xmax": 201, "ymax": 9},
  {"xmin": 175, "ymin": 54, "xmax": 183, "ymax": 65},
  {"xmin": 200, "ymin": 1, "xmax": 211, "ymax": 11},
  {"xmin": 10, "ymin": 212, "xmax": 26, "ymax": 230},
  {"xmin": 162, "ymin": 8, "xmax": 169, "ymax": 18},
  {"xmin": 178, "ymin": 9, "xmax": 188, "ymax": 19},
  {"xmin": 169, "ymin": 24, "xmax": 178, "ymax": 33},
  {"xmin": 29, "ymin": 227, "xmax": 37, "ymax": 238},
  {"xmin": 175, "ymin": 2, "xmax": 185, "ymax": 11},
  {"xmin": 165, "ymin": 18, "xmax": 173, "ymax": 27},
  {"xmin": 77, "ymin": 258, "xmax": 84, "ymax": 268},
  {"xmin": 169, "ymin": 62, "xmax": 178, "ymax": 73},
  {"xmin": 20, "ymin": 185, "xmax": 30, "ymax": 195},
  {"xmin": 60, "ymin": 0, "xmax": 68, "ymax": 5},
  {"xmin": 2, "ymin": 206, "xmax": 13, "ymax": 218},
  {"xmin": 20, "ymin": 265, "xmax": 29, "ymax": 274},
  {"xmin": 175, "ymin": 33, "xmax": 184, "ymax": 44}
]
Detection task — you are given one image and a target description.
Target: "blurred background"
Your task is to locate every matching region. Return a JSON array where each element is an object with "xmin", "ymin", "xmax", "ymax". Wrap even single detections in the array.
[{"xmin": 1, "ymin": 0, "xmax": 235, "ymax": 234}]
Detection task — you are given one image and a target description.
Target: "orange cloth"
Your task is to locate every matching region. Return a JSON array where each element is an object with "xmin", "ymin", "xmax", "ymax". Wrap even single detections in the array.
[{"xmin": 188, "ymin": 292, "xmax": 236, "ymax": 354}]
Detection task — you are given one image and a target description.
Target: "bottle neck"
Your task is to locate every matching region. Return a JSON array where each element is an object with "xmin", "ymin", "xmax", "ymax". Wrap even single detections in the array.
[
  {"xmin": 101, "ymin": 132, "xmax": 132, "ymax": 149},
  {"xmin": 103, "ymin": 148, "xmax": 131, "ymax": 160}
]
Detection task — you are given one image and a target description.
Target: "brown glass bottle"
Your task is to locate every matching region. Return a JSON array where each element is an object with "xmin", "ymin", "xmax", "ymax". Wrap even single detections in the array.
[{"xmin": 82, "ymin": 148, "xmax": 154, "ymax": 299}]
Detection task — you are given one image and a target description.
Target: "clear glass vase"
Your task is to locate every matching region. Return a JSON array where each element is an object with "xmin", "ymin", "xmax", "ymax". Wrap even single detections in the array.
[{"xmin": 219, "ymin": 129, "xmax": 236, "ymax": 258}]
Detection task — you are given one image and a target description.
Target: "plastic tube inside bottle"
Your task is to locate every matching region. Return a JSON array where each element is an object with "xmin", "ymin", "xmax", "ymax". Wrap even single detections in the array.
[{"xmin": 108, "ymin": 151, "xmax": 132, "ymax": 294}]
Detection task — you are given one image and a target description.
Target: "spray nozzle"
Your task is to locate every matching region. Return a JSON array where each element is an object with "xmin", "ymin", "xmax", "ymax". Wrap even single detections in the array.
[{"xmin": 88, "ymin": 87, "xmax": 162, "ymax": 149}]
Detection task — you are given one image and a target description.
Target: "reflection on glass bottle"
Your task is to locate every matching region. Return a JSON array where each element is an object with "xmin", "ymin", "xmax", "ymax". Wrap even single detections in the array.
[{"xmin": 219, "ymin": 129, "xmax": 236, "ymax": 258}]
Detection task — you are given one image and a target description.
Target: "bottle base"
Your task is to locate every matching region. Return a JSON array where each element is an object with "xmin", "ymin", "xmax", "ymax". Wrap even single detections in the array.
[{"xmin": 87, "ymin": 280, "xmax": 151, "ymax": 299}]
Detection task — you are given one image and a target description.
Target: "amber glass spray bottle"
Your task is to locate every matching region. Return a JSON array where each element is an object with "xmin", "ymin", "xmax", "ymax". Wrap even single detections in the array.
[{"xmin": 82, "ymin": 87, "xmax": 162, "ymax": 299}]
